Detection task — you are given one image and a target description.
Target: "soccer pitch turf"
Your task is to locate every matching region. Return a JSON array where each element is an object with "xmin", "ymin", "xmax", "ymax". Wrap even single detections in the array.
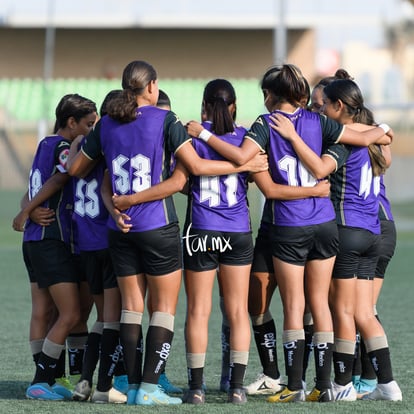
[{"xmin": 0, "ymin": 190, "xmax": 413, "ymax": 414}]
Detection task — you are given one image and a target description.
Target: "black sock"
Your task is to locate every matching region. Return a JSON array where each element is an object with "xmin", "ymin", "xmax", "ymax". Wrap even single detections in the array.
[
  {"xmin": 221, "ymin": 324, "xmax": 230, "ymax": 378},
  {"xmin": 97, "ymin": 328, "xmax": 121, "ymax": 392},
  {"xmin": 333, "ymin": 351, "xmax": 354, "ymax": 386},
  {"xmin": 303, "ymin": 324, "xmax": 314, "ymax": 381},
  {"xmin": 229, "ymin": 362, "xmax": 247, "ymax": 390},
  {"xmin": 360, "ymin": 338, "xmax": 376, "ymax": 380},
  {"xmin": 368, "ymin": 347, "xmax": 393, "ymax": 384},
  {"xmin": 283, "ymin": 338, "xmax": 305, "ymax": 390},
  {"xmin": 142, "ymin": 325, "xmax": 173, "ymax": 385},
  {"xmin": 32, "ymin": 352, "xmax": 58, "ymax": 386},
  {"xmin": 55, "ymin": 350, "xmax": 66, "ymax": 379},
  {"xmin": 67, "ymin": 333, "xmax": 87, "ymax": 376},
  {"xmin": 81, "ymin": 331, "xmax": 101, "ymax": 385},
  {"xmin": 113, "ymin": 338, "xmax": 126, "ymax": 377},
  {"xmin": 188, "ymin": 367, "xmax": 204, "ymax": 390},
  {"xmin": 120, "ymin": 322, "xmax": 143, "ymax": 385},
  {"xmin": 352, "ymin": 332, "xmax": 362, "ymax": 377},
  {"xmin": 253, "ymin": 319, "xmax": 280, "ymax": 379},
  {"xmin": 314, "ymin": 342, "xmax": 333, "ymax": 389}
]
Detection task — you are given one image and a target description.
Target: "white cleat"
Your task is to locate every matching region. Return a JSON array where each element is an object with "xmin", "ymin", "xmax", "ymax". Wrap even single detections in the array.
[
  {"xmin": 332, "ymin": 381, "xmax": 357, "ymax": 401},
  {"xmin": 361, "ymin": 380, "xmax": 402, "ymax": 401},
  {"xmin": 243, "ymin": 373, "xmax": 283, "ymax": 395}
]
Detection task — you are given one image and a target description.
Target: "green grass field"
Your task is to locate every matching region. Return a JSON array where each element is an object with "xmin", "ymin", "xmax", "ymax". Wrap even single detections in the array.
[{"xmin": 0, "ymin": 189, "xmax": 413, "ymax": 413}]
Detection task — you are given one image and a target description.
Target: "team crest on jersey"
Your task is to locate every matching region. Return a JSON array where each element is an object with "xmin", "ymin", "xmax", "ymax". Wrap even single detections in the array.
[{"xmin": 58, "ymin": 148, "xmax": 70, "ymax": 168}]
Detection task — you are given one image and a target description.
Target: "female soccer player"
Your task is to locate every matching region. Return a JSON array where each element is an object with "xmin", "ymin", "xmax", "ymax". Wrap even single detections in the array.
[{"xmin": 12, "ymin": 94, "xmax": 97, "ymax": 401}]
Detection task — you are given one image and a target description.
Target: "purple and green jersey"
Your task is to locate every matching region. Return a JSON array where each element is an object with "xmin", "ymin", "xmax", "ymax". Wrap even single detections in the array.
[
  {"xmin": 188, "ymin": 121, "xmax": 251, "ymax": 232},
  {"xmin": 326, "ymin": 144, "xmax": 381, "ymax": 234},
  {"xmin": 245, "ymin": 108, "xmax": 343, "ymax": 227},
  {"xmin": 81, "ymin": 106, "xmax": 191, "ymax": 232},
  {"xmin": 23, "ymin": 135, "xmax": 74, "ymax": 245}
]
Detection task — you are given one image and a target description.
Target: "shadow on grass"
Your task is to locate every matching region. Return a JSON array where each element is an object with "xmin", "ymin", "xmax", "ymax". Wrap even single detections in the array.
[{"xmin": 0, "ymin": 381, "xmax": 28, "ymax": 400}]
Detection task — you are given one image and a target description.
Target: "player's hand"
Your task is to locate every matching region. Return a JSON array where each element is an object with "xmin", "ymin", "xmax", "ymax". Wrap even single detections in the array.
[
  {"xmin": 313, "ymin": 179, "xmax": 331, "ymax": 197},
  {"xmin": 112, "ymin": 194, "xmax": 132, "ymax": 211},
  {"xmin": 244, "ymin": 152, "xmax": 269, "ymax": 173},
  {"xmin": 269, "ymin": 113, "xmax": 297, "ymax": 141},
  {"xmin": 12, "ymin": 210, "xmax": 29, "ymax": 232},
  {"xmin": 29, "ymin": 207, "xmax": 55, "ymax": 226},
  {"xmin": 185, "ymin": 120, "xmax": 204, "ymax": 138},
  {"xmin": 113, "ymin": 210, "xmax": 132, "ymax": 233}
]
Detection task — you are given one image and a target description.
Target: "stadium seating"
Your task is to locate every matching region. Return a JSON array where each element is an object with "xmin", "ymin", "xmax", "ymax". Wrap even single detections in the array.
[{"xmin": 0, "ymin": 78, "xmax": 264, "ymax": 125}]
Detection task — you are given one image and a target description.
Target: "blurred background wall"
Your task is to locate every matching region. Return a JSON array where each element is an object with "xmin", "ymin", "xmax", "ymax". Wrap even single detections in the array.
[{"xmin": 0, "ymin": 0, "xmax": 412, "ymax": 203}]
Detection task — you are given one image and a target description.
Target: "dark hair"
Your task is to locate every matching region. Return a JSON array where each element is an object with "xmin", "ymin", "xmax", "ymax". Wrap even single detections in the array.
[
  {"xmin": 315, "ymin": 68, "xmax": 353, "ymax": 89},
  {"xmin": 100, "ymin": 89, "xmax": 123, "ymax": 117},
  {"xmin": 202, "ymin": 79, "xmax": 236, "ymax": 136},
  {"xmin": 261, "ymin": 64, "xmax": 309, "ymax": 108},
  {"xmin": 54, "ymin": 93, "xmax": 97, "ymax": 131},
  {"xmin": 324, "ymin": 79, "xmax": 386, "ymax": 175},
  {"xmin": 157, "ymin": 89, "xmax": 171, "ymax": 109},
  {"xmin": 107, "ymin": 60, "xmax": 157, "ymax": 123}
]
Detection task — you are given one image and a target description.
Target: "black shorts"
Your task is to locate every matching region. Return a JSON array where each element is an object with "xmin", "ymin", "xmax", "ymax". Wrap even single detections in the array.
[
  {"xmin": 375, "ymin": 220, "xmax": 396, "ymax": 279},
  {"xmin": 72, "ymin": 253, "xmax": 87, "ymax": 283},
  {"xmin": 80, "ymin": 249, "xmax": 117, "ymax": 294},
  {"xmin": 269, "ymin": 220, "xmax": 338, "ymax": 266},
  {"xmin": 251, "ymin": 226, "xmax": 274, "ymax": 274},
  {"xmin": 183, "ymin": 228, "xmax": 253, "ymax": 271},
  {"xmin": 109, "ymin": 223, "xmax": 182, "ymax": 277},
  {"xmin": 333, "ymin": 226, "xmax": 380, "ymax": 280},
  {"xmin": 23, "ymin": 239, "xmax": 78, "ymax": 288}
]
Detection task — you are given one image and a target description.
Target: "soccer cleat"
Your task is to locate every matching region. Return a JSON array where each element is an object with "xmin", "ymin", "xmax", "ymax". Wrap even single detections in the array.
[
  {"xmin": 26, "ymin": 383, "xmax": 64, "ymax": 401},
  {"xmin": 306, "ymin": 386, "xmax": 334, "ymax": 402},
  {"xmin": 267, "ymin": 386, "xmax": 305, "ymax": 403},
  {"xmin": 91, "ymin": 387, "xmax": 127, "ymax": 404},
  {"xmin": 354, "ymin": 377, "xmax": 377, "ymax": 398},
  {"xmin": 158, "ymin": 372, "xmax": 183, "ymax": 394},
  {"xmin": 228, "ymin": 388, "xmax": 247, "ymax": 404},
  {"xmin": 51, "ymin": 383, "xmax": 73, "ymax": 399},
  {"xmin": 55, "ymin": 376, "xmax": 74, "ymax": 391},
  {"xmin": 126, "ymin": 384, "xmax": 139, "ymax": 405},
  {"xmin": 113, "ymin": 374, "xmax": 129, "ymax": 394},
  {"xmin": 244, "ymin": 372, "xmax": 283, "ymax": 395},
  {"xmin": 182, "ymin": 388, "xmax": 205, "ymax": 404},
  {"xmin": 72, "ymin": 379, "xmax": 92, "ymax": 401},
  {"xmin": 332, "ymin": 381, "xmax": 357, "ymax": 401},
  {"xmin": 135, "ymin": 385, "xmax": 182, "ymax": 405},
  {"xmin": 361, "ymin": 380, "xmax": 402, "ymax": 401},
  {"xmin": 219, "ymin": 375, "xmax": 230, "ymax": 392}
]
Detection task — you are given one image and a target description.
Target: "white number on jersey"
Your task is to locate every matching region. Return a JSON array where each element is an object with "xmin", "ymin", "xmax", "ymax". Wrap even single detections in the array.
[
  {"xmin": 112, "ymin": 154, "xmax": 152, "ymax": 194},
  {"xmin": 200, "ymin": 173, "xmax": 238, "ymax": 207},
  {"xmin": 74, "ymin": 178, "xmax": 100, "ymax": 218},
  {"xmin": 278, "ymin": 155, "xmax": 317, "ymax": 187}
]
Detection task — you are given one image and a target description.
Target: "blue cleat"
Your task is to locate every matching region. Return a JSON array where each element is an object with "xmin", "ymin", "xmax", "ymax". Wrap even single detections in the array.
[
  {"xmin": 113, "ymin": 375, "xmax": 129, "ymax": 394},
  {"xmin": 136, "ymin": 384, "xmax": 182, "ymax": 405},
  {"xmin": 26, "ymin": 383, "xmax": 64, "ymax": 401},
  {"xmin": 52, "ymin": 382, "xmax": 73, "ymax": 399},
  {"xmin": 126, "ymin": 384, "xmax": 138, "ymax": 405},
  {"xmin": 158, "ymin": 373, "xmax": 182, "ymax": 394}
]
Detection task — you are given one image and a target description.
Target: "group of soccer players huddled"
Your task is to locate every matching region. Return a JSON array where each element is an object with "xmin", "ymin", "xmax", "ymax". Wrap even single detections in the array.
[{"xmin": 12, "ymin": 60, "xmax": 401, "ymax": 405}]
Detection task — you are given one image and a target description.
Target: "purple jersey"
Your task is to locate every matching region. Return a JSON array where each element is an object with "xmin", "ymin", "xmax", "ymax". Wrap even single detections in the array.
[
  {"xmin": 23, "ymin": 135, "xmax": 74, "ymax": 246},
  {"xmin": 377, "ymin": 175, "xmax": 394, "ymax": 221},
  {"xmin": 189, "ymin": 122, "xmax": 251, "ymax": 232},
  {"xmin": 72, "ymin": 156, "xmax": 109, "ymax": 251},
  {"xmin": 247, "ymin": 108, "xmax": 336, "ymax": 226},
  {"xmin": 97, "ymin": 106, "xmax": 189, "ymax": 232},
  {"xmin": 329, "ymin": 144, "xmax": 381, "ymax": 234}
]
